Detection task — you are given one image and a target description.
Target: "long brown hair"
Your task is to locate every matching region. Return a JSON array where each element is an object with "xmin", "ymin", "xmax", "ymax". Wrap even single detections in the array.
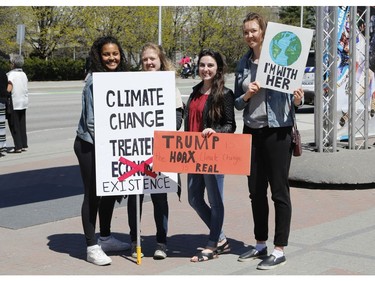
[
  {"xmin": 198, "ymin": 49, "xmax": 226, "ymax": 121},
  {"xmin": 242, "ymin": 12, "xmax": 267, "ymax": 41}
]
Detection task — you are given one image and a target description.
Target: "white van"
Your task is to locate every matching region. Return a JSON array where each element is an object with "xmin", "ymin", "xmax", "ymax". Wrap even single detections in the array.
[{"xmin": 302, "ymin": 50, "xmax": 315, "ymax": 105}]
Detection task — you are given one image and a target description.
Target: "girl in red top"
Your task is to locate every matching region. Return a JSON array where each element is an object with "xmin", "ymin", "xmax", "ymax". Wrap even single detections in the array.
[{"xmin": 184, "ymin": 49, "xmax": 236, "ymax": 262}]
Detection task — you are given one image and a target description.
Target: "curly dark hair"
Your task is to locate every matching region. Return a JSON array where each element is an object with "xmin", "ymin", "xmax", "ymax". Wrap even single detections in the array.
[
  {"xmin": 198, "ymin": 49, "xmax": 226, "ymax": 121},
  {"xmin": 89, "ymin": 36, "xmax": 127, "ymax": 72}
]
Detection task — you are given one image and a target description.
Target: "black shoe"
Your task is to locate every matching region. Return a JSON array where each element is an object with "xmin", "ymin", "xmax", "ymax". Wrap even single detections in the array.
[
  {"xmin": 257, "ymin": 254, "xmax": 286, "ymax": 270},
  {"xmin": 216, "ymin": 240, "xmax": 231, "ymax": 255},
  {"xmin": 237, "ymin": 246, "xmax": 267, "ymax": 262}
]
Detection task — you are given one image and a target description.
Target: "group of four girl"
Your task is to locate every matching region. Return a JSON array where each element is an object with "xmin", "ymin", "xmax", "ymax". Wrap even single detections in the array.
[{"xmin": 74, "ymin": 12, "xmax": 304, "ymax": 270}]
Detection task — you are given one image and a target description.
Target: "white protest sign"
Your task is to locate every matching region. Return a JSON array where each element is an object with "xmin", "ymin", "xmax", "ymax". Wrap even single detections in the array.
[
  {"xmin": 256, "ymin": 22, "xmax": 314, "ymax": 93},
  {"xmin": 93, "ymin": 71, "xmax": 178, "ymax": 196}
]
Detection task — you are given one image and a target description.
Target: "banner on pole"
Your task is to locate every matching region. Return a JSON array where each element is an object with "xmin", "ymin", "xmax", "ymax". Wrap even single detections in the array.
[
  {"xmin": 93, "ymin": 71, "xmax": 178, "ymax": 196},
  {"xmin": 336, "ymin": 6, "xmax": 375, "ymax": 140},
  {"xmin": 256, "ymin": 22, "xmax": 314, "ymax": 94},
  {"xmin": 153, "ymin": 131, "xmax": 252, "ymax": 175}
]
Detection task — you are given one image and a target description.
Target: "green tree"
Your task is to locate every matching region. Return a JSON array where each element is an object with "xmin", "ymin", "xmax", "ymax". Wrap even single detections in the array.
[
  {"xmin": 161, "ymin": 6, "xmax": 193, "ymax": 65},
  {"xmin": 279, "ymin": 6, "xmax": 316, "ymax": 29},
  {"xmin": 279, "ymin": 6, "xmax": 316, "ymax": 50},
  {"xmin": 15, "ymin": 6, "xmax": 84, "ymax": 59},
  {"xmin": 187, "ymin": 6, "xmax": 275, "ymax": 68},
  {"xmin": 0, "ymin": 6, "xmax": 293, "ymax": 74},
  {"xmin": 0, "ymin": 7, "xmax": 25, "ymax": 59}
]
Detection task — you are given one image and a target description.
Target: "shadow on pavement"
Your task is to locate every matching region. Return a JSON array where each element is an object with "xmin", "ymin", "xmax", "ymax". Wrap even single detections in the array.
[
  {"xmin": 47, "ymin": 233, "xmax": 87, "ymax": 261},
  {"xmin": 47, "ymin": 232, "xmax": 247, "ymax": 262},
  {"xmin": 0, "ymin": 165, "xmax": 82, "ymax": 208}
]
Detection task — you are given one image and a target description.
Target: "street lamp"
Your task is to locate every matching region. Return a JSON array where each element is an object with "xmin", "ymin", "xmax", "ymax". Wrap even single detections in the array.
[{"xmin": 158, "ymin": 6, "xmax": 162, "ymax": 46}]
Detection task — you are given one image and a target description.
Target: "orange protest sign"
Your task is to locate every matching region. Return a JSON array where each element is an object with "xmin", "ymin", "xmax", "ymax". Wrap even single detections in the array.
[{"xmin": 153, "ymin": 131, "xmax": 251, "ymax": 175}]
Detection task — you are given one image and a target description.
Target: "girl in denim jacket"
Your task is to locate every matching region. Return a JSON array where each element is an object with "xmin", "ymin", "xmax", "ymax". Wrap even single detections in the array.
[{"xmin": 234, "ymin": 12, "xmax": 304, "ymax": 270}]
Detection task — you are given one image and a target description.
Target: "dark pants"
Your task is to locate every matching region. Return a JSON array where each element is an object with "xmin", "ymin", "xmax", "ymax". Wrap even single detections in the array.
[
  {"xmin": 74, "ymin": 137, "xmax": 117, "ymax": 247},
  {"xmin": 8, "ymin": 109, "xmax": 27, "ymax": 150},
  {"xmin": 243, "ymin": 125, "xmax": 293, "ymax": 247},
  {"xmin": 128, "ymin": 193, "xmax": 168, "ymax": 244}
]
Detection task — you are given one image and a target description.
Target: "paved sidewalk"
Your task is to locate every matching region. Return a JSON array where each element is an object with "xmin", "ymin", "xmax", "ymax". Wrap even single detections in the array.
[
  {"xmin": 0, "ymin": 146, "xmax": 374, "ymax": 276},
  {"xmin": 0, "ymin": 78, "xmax": 374, "ymax": 277}
]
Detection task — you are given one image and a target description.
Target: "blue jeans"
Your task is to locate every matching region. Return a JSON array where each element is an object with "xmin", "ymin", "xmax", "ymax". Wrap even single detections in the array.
[{"xmin": 187, "ymin": 173, "xmax": 225, "ymax": 248}]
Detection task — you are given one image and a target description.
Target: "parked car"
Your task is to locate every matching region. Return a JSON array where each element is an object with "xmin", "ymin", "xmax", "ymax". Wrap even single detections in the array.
[{"xmin": 302, "ymin": 50, "xmax": 315, "ymax": 105}]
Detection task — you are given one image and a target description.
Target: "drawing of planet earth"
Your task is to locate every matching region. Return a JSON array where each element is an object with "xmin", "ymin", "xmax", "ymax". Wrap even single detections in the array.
[{"xmin": 269, "ymin": 31, "xmax": 302, "ymax": 66}]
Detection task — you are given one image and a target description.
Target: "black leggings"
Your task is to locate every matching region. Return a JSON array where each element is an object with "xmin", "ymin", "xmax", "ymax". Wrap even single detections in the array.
[
  {"xmin": 74, "ymin": 137, "xmax": 117, "ymax": 247},
  {"xmin": 127, "ymin": 193, "xmax": 168, "ymax": 244}
]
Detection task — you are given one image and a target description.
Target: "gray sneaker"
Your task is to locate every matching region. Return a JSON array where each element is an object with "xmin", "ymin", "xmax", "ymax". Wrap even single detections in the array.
[
  {"xmin": 238, "ymin": 246, "xmax": 267, "ymax": 262},
  {"xmin": 131, "ymin": 242, "xmax": 144, "ymax": 258},
  {"xmin": 153, "ymin": 243, "xmax": 167, "ymax": 260},
  {"xmin": 97, "ymin": 235, "xmax": 131, "ymax": 252}
]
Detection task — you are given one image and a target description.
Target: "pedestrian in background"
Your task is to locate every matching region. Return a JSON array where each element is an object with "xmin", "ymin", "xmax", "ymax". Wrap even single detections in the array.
[
  {"xmin": 73, "ymin": 35, "xmax": 131, "ymax": 266},
  {"xmin": 126, "ymin": 42, "xmax": 184, "ymax": 260},
  {"xmin": 0, "ymin": 69, "xmax": 8, "ymax": 157},
  {"xmin": 192, "ymin": 53, "xmax": 198, "ymax": 78},
  {"xmin": 6, "ymin": 54, "xmax": 28, "ymax": 153},
  {"xmin": 184, "ymin": 49, "xmax": 236, "ymax": 262},
  {"xmin": 234, "ymin": 12, "xmax": 304, "ymax": 270}
]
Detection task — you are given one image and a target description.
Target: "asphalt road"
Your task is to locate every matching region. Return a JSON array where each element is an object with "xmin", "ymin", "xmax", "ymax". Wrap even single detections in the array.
[{"xmin": 3, "ymin": 75, "xmax": 315, "ymax": 154}]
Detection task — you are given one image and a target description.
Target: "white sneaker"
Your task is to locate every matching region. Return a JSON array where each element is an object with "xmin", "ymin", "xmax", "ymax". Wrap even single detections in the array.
[
  {"xmin": 98, "ymin": 235, "xmax": 131, "ymax": 252},
  {"xmin": 87, "ymin": 245, "xmax": 112, "ymax": 266}
]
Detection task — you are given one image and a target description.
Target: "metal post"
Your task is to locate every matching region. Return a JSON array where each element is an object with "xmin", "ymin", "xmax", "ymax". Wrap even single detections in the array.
[
  {"xmin": 17, "ymin": 24, "xmax": 25, "ymax": 56},
  {"xmin": 364, "ymin": 6, "xmax": 370, "ymax": 148},
  {"xmin": 158, "ymin": 6, "xmax": 162, "ymax": 46},
  {"xmin": 330, "ymin": 7, "xmax": 338, "ymax": 153},
  {"xmin": 136, "ymin": 194, "xmax": 141, "ymax": 265},
  {"xmin": 315, "ymin": 7, "xmax": 324, "ymax": 152},
  {"xmin": 316, "ymin": 6, "xmax": 339, "ymax": 153},
  {"xmin": 349, "ymin": 6, "xmax": 357, "ymax": 149}
]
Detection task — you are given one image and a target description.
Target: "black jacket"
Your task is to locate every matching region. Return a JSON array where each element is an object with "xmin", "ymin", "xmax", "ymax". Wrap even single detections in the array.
[
  {"xmin": 0, "ymin": 69, "xmax": 9, "ymax": 104},
  {"xmin": 184, "ymin": 81, "xmax": 236, "ymax": 133}
]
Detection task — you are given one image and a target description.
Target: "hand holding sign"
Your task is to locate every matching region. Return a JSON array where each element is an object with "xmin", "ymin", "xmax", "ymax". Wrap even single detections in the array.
[
  {"xmin": 93, "ymin": 71, "xmax": 178, "ymax": 196},
  {"xmin": 243, "ymin": 81, "xmax": 261, "ymax": 102},
  {"xmin": 256, "ymin": 22, "xmax": 314, "ymax": 94}
]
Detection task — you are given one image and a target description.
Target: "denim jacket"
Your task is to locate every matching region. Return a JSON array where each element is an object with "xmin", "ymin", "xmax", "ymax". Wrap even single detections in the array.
[
  {"xmin": 234, "ymin": 50, "xmax": 303, "ymax": 128},
  {"xmin": 76, "ymin": 74, "xmax": 94, "ymax": 144}
]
